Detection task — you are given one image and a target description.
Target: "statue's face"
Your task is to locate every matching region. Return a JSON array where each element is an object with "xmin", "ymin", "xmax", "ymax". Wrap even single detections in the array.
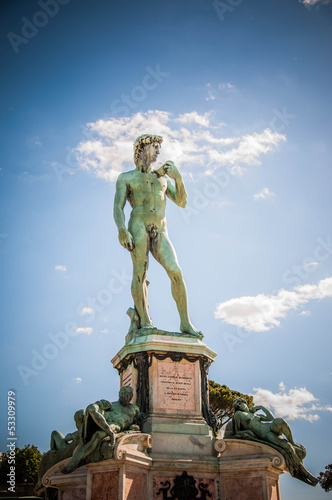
[
  {"xmin": 143, "ymin": 142, "xmax": 160, "ymax": 164},
  {"xmin": 235, "ymin": 398, "xmax": 248, "ymax": 412},
  {"xmin": 119, "ymin": 388, "xmax": 133, "ymax": 406}
]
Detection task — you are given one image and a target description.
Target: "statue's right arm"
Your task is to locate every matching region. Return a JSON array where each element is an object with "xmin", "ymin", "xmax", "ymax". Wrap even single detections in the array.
[
  {"xmin": 86, "ymin": 404, "xmax": 114, "ymax": 438},
  {"xmin": 113, "ymin": 174, "xmax": 135, "ymax": 252}
]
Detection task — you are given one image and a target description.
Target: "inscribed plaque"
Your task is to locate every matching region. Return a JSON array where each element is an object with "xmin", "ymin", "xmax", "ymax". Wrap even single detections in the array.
[{"xmin": 157, "ymin": 361, "xmax": 195, "ymax": 411}]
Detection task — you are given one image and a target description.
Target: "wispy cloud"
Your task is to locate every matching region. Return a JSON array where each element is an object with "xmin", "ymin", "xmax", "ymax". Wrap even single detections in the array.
[
  {"xmin": 73, "ymin": 377, "xmax": 82, "ymax": 383},
  {"xmin": 75, "ymin": 327, "xmax": 93, "ymax": 335},
  {"xmin": 74, "ymin": 110, "xmax": 285, "ymax": 182},
  {"xmin": 253, "ymin": 187, "xmax": 275, "ymax": 200},
  {"xmin": 219, "ymin": 82, "xmax": 235, "ymax": 90},
  {"xmin": 215, "ymin": 277, "xmax": 332, "ymax": 332},
  {"xmin": 81, "ymin": 306, "xmax": 95, "ymax": 315},
  {"xmin": 205, "ymin": 83, "xmax": 216, "ymax": 101},
  {"xmin": 300, "ymin": 0, "xmax": 332, "ymax": 5},
  {"xmin": 299, "ymin": 310, "xmax": 312, "ymax": 316},
  {"xmin": 304, "ymin": 261, "xmax": 320, "ymax": 268},
  {"xmin": 175, "ymin": 111, "xmax": 212, "ymax": 127},
  {"xmin": 55, "ymin": 265, "xmax": 67, "ymax": 272},
  {"xmin": 251, "ymin": 382, "xmax": 332, "ymax": 422}
]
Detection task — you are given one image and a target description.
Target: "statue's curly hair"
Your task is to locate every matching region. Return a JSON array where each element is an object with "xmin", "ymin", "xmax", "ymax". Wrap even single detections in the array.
[{"xmin": 133, "ymin": 134, "xmax": 163, "ymax": 166}]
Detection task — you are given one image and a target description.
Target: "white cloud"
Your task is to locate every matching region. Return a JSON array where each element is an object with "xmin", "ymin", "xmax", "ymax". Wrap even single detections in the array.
[
  {"xmin": 251, "ymin": 383, "xmax": 332, "ymax": 422},
  {"xmin": 215, "ymin": 277, "xmax": 332, "ymax": 332},
  {"xmin": 76, "ymin": 327, "xmax": 93, "ymax": 335},
  {"xmin": 81, "ymin": 306, "xmax": 95, "ymax": 315},
  {"xmin": 299, "ymin": 310, "xmax": 311, "ymax": 316},
  {"xmin": 253, "ymin": 187, "xmax": 275, "ymax": 200},
  {"xmin": 55, "ymin": 265, "xmax": 67, "ymax": 272},
  {"xmin": 74, "ymin": 110, "xmax": 286, "ymax": 182},
  {"xmin": 300, "ymin": 0, "xmax": 332, "ymax": 5},
  {"xmin": 100, "ymin": 329, "xmax": 108, "ymax": 334},
  {"xmin": 205, "ymin": 83, "xmax": 216, "ymax": 101},
  {"xmin": 219, "ymin": 82, "xmax": 235, "ymax": 90},
  {"xmin": 175, "ymin": 111, "xmax": 211, "ymax": 127},
  {"xmin": 304, "ymin": 261, "xmax": 320, "ymax": 268},
  {"xmin": 73, "ymin": 377, "xmax": 82, "ymax": 383},
  {"xmin": 231, "ymin": 165, "xmax": 247, "ymax": 177}
]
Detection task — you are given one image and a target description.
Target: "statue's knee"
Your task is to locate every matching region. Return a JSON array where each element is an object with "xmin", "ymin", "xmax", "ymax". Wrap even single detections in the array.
[
  {"xmin": 133, "ymin": 267, "xmax": 147, "ymax": 284},
  {"xmin": 86, "ymin": 403, "xmax": 97, "ymax": 413},
  {"xmin": 168, "ymin": 268, "xmax": 182, "ymax": 283}
]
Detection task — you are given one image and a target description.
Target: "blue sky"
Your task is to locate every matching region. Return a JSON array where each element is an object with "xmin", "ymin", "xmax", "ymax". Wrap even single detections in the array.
[{"xmin": 1, "ymin": 0, "xmax": 332, "ymax": 497}]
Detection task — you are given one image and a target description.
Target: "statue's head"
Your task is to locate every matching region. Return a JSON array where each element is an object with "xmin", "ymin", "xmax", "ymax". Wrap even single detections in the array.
[
  {"xmin": 233, "ymin": 397, "xmax": 249, "ymax": 412},
  {"xmin": 134, "ymin": 134, "xmax": 163, "ymax": 169},
  {"xmin": 74, "ymin": 409, "xmax": 85, "ymax": 428},
  {"xmin": 119, "ymin": 386, "xmax": 133, "ymax": 406}
]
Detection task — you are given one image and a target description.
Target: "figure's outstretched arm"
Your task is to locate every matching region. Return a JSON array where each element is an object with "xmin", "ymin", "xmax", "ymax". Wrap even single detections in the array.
[
  {"xmin": 113, "ymin": 174, "xmax": 134, "ymax": 251},
  {"xmin": 164, "ymin": 161, "xmax": 187, "ymax": 208},
  {"xmin": 250, "ymin": 405, "xmax": 274, "ymax": 422},
  {"xmin": 86, "ymin": 404, "xmax": 114, "ymax": 439}
]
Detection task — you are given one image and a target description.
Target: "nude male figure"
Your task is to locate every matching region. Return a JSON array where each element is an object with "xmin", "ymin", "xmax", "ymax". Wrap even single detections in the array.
[
  {"xmin": 62, "ymin": 387, "xmax": 139, "ymax": 474},
  {"xmin": 113, "ymin": 134, "xmax": 201, "ymax": 337}
]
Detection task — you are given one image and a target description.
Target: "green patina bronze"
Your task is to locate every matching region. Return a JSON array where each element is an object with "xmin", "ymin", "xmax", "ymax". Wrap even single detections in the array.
[
  {"xmin": 62, "ymin": 386, "xmax": 139, "ymax": 474},
  {"xmin": 225, "ymin": 398, "xmax": 318, "ymax": 486},
  {"xmin": 113, "ymin": 134, "xmax": 202, "ymax": 338},
  {"xmin": 35, "ymin": 387, "xmax": 140, "ymax": 490}
]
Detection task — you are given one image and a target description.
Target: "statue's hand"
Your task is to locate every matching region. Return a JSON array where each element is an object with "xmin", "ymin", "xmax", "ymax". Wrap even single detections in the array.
[
  {"xmin": 119, "ymin": 229, "xmax": 135, "ymax": 252},
  {"xmin": 163, "ymin": 161, "xmax": 181, "ymax": 180}
]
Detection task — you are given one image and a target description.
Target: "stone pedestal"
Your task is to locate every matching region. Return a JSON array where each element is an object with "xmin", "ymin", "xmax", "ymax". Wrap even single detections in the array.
[
  {"xmin": 111, "ymin": 330, "xmax": 217, "ymax": 458},
  {"xmin": 44, "ymin": 331, "xmax": 286, "ymax": 499},
  {"xmin": 44, "ymin": 438, "xmax": 285, "ymax": 499}
]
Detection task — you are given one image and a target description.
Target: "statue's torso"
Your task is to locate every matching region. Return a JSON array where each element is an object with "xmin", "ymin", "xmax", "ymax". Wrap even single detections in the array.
[
  {"xmin": 105, "ymin": 402, "xmax": 138, "ymax": 430},
  {"xmin": 124, "ymin": 170, "xmax": 168, "ymax": 230}
]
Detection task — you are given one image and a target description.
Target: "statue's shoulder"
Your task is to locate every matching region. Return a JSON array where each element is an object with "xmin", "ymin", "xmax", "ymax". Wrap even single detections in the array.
[{"xmin": 117, "ymin": 169, "xmax": 136, "ymax": 183}]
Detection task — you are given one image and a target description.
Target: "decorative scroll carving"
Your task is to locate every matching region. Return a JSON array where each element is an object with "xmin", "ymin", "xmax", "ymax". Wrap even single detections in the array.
[
  {"xmin": 214, "ymin": 439, "xmax": 226, "ymax": 453},
  {"xmin": 113, "ymin": 432, "xmax": 152, "ymax": 461}
]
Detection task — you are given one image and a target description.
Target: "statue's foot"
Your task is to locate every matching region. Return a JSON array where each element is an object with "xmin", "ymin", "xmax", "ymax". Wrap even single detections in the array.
[
  {"xmin": 62, "ymin": 462, "xmax": 76, "ymax": 474},
  {"xmin": 180, "ymin": 322, "xmax": 203, "ymax": 338},
  {"xmin": 108, "ymin": 430, "xmax": 115, "ymax": 446},
  {"xmin": 140, "ymin": 321, "xmax": 154, "ymax": 330}
]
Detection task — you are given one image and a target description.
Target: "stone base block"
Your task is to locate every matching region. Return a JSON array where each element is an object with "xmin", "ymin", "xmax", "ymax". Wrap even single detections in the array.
[{"xmin": 44, "ymin": 439, "xmax": 285, "ymax": 500}]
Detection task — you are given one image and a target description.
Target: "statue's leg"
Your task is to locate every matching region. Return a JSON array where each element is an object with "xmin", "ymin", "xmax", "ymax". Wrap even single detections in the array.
[
  {"xmin": 129, "ymin": 223, "xmax": 153, "ymax": 328},
  {"xmin": 151, "ymin": 231, "xmax": 201, "ymax": 336},
  {"xmin": 62, "ymin": 431, "xmax": 106, "ymax": 473},
  {"xmin": 271, "ymin": 418, "xmax": 296, "ymax": 445},
  {"xmin": 265, "ymin": 428, "xmax": 301, "ymax": 465},
  {"xmin": 50, "ymin": 430, "xmax": 66, "ymax": 450}
]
